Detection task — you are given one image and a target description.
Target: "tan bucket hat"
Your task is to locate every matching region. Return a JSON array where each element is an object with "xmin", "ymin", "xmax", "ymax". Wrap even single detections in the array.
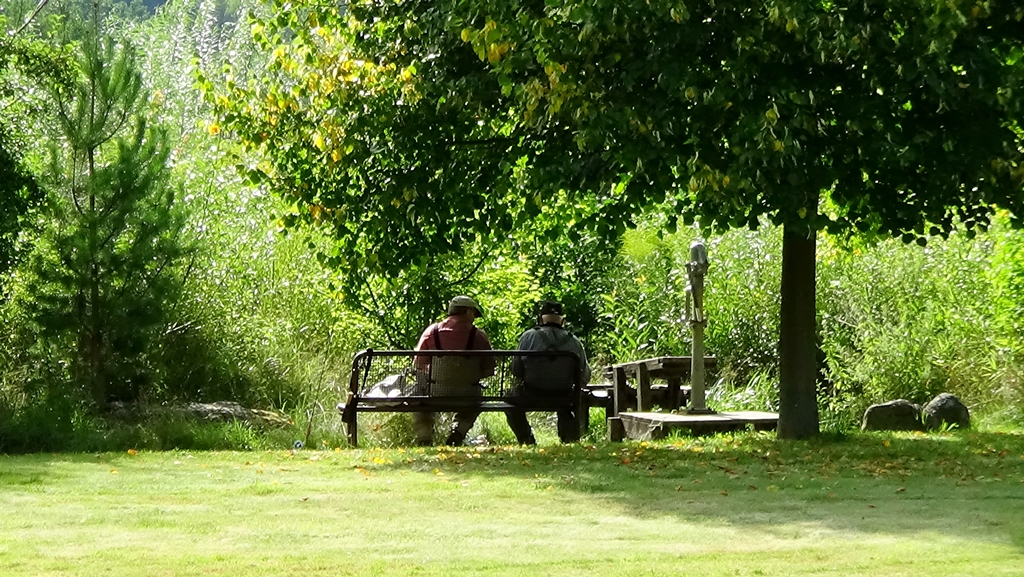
[{"xmin": 448, "ymin": 295, "xmax": 483, "ymax": 318}]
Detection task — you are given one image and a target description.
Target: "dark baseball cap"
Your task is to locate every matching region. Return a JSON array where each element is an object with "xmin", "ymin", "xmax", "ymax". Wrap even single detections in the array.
[{"xmin": 538, "ymin": 300, "xmax": 563, "ymax": 316}]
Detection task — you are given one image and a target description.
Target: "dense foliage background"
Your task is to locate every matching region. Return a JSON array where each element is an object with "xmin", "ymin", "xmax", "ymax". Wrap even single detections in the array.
[{"xmin": 0, "ymin": 0, "xmax": 1021, "ymax": 451}]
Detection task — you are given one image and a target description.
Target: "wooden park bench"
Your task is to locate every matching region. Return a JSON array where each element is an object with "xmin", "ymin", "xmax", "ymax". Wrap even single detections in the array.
[{"xmin": 337, "ymin": 349, "xmax": 585, "ymax": 447}]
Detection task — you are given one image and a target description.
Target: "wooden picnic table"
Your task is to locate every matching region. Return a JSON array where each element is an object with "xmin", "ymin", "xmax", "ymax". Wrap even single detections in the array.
[{"xmin": 608, "ymin": 356, "xmax": 717, "ymax": 414}]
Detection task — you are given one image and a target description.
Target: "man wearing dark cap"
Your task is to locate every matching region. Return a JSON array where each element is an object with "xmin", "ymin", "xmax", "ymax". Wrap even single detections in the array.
[
  {"xmin": 506, "ymin": 300, "xmax": 592, "ymax": 444},
  {"xmin": 413, "ymin": 295, "xmax": 494, "ymax": 446}
]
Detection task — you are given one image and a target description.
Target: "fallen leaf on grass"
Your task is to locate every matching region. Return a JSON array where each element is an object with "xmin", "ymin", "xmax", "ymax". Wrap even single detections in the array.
[{"xmin": 720, "ymin": 490, "xmax": 728, "ymax": 496}]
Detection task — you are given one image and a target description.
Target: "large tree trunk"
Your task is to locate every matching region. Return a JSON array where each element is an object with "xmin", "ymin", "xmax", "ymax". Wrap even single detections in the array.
[{"xmin": 777, "ymin": 224, "xmax": 820, "ymax": 439}]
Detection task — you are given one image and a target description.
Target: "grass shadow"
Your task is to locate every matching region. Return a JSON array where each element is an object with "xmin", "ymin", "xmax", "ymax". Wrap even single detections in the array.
[{"xmin": 355, "ymin": 428, "xmax": 1024, "ymax": 552}]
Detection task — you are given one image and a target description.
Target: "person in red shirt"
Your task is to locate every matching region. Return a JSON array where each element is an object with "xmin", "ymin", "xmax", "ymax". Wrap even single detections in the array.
[{"xmin": 413, "ymin": 296, "xmax": 494, "ymax": 446}]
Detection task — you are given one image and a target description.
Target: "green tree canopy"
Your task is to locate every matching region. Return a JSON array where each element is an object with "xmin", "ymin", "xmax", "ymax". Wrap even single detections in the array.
[
  {"xmin": 0, "ymin": 15, "xmax": 74, "ymax": 279},
  {"xmin": 209, "ymin": 0, "xmax": 1024, "ymax": 438}
]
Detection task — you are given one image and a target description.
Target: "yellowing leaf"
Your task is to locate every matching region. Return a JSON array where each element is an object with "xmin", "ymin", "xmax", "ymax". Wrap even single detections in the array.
[
  {"xmin": 460, "ymin": 28, "xmax": 471, "ymax": 42},
  {"xmin": 487, "ymin": 44, "xmax": 503, "ymax": 63}
]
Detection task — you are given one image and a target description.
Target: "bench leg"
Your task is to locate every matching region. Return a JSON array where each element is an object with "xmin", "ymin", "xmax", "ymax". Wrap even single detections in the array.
[{"xmin": 344, "ymin": 410, "xmax": 358, "ymax": 448}]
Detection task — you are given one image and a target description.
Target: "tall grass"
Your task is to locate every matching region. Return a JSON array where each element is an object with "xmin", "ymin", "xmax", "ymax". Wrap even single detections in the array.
[{"xmin": 593, "ymin": 214, "xmax": 1024, "ymax": 429}]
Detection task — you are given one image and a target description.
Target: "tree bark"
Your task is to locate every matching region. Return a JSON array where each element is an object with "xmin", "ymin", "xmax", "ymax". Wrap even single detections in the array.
[{"xmin": 777, "ymin": 224, "xmax": 820, "ymax": 439}]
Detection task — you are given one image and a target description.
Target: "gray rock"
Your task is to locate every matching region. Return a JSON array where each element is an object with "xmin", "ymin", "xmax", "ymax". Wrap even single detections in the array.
[
  {"xmin": 923, "ymin": 393, "xmax": 970, "ymax": 431},
  {"xmin": 861, "ymin": 399, "xmax": 924, "ymax": 432},
  {"xmin": 176, "ymin": 401, "xmax": 293, "ymax": 428}
]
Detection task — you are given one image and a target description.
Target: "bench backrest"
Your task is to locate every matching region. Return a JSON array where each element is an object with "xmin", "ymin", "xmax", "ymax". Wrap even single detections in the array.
[{"xmin": 350, "ymin": 349, "xmax": 582, "ymax": 400}]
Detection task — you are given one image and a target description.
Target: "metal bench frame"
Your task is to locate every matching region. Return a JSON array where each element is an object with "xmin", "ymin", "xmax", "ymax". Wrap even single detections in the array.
[{"xmin": 337, "ymin": 349, "xmax": 584, "ymax": 447}]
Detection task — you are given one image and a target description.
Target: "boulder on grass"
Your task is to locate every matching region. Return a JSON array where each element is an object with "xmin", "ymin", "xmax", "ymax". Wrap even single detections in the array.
[
  {"xmin": 861, "ymin": 399, "xmax": 924, "ymax": 432},
  {"xmin": 923, "ymin": 393, "xmax": 970, "ymax": 431}
]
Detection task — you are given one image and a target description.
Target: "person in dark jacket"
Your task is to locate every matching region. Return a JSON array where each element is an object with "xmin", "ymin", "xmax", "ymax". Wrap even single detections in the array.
[{"xmin": 506, "ymin": 300, "xmax": 591, "ymax": 444}]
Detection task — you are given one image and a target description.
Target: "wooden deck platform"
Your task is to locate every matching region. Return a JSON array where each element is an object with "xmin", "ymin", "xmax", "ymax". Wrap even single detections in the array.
[{"xmin": 618, "ymin": 410, "xmax": 779, "ymax": 441}]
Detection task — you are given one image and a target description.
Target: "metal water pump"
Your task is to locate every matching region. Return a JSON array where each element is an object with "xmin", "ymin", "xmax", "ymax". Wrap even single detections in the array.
[{"xmin": 685, "ymin": 240, "xmax": 714, "ymax": 414}]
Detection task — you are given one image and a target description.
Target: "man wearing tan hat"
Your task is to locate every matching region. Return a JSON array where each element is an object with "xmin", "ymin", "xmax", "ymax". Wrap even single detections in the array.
[{"xmin": 412, "ymin": 295, "xmax": 494, "ymax": 446}]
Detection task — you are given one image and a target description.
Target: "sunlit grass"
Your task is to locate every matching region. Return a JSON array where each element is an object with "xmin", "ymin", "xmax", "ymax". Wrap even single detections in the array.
[{"xmin": 2, "ymin": 430, "xmax": 1023, "ymax": 576}]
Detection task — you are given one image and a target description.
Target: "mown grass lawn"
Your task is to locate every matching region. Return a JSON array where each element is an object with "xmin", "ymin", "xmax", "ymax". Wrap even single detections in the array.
[{"xmin": 2, "ymin": 430, "xmax": 1023, "ymax": 576}]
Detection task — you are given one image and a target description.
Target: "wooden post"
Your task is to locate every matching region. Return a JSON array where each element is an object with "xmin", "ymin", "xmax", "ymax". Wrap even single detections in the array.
[
  {"xmin": 667, "ymin": 376, "xmax": 683, "ymax": 410},
  {"xmin": 609, "ymin": 366, "xmax": 628, "ymax": 442},
  {"xmin": 612, "ymin": 366, "xmax": 628, "ymax": 418},
  {"xmin": 637, "ymin": 362, "xmax": 652, "ymax": 411},
  {"xmin": 608, "ymin": 417, "xmax": 625, "ymax": 442}
]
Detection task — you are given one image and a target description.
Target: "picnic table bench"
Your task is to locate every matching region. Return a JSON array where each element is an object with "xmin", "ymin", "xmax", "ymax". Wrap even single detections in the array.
[{"xmin": 337, "ymin": 349, "xmax": 585, "ymax": 447}]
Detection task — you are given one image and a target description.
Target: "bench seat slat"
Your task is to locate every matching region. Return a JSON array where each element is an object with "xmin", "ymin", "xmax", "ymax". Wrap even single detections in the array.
[{"xmin": 341, "ymin": 398, "xmax": 572, "ymax": 413}]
